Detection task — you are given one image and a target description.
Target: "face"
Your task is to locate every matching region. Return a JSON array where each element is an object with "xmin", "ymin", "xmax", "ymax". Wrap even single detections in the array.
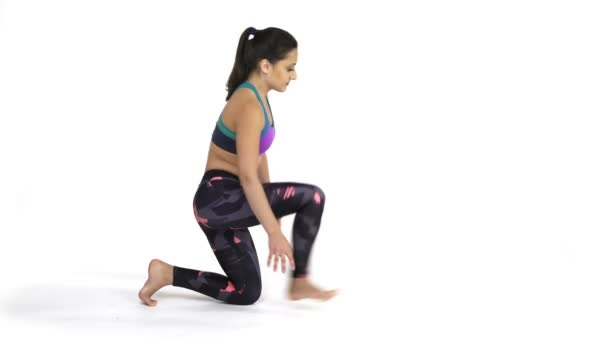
[{"xmin": 263, "ymin": 48, "xmax": 298, "ymax": 92}]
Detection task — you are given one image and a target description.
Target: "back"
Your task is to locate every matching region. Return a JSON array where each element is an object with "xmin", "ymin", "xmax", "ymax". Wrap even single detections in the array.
[{"xmin": 204, "ymin": 82, "xmax": 275, "ymax": 177}]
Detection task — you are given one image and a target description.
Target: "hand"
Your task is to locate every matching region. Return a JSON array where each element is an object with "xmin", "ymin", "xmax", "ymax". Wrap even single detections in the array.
[{"xmin": 267, "ymin": 231, "xmax": 295, "ymax": 273}]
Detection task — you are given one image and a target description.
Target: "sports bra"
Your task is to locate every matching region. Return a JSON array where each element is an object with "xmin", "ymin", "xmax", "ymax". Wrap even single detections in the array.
[{"xmin": 211, "ymin": 81, "xmax": 276, "ymax": 155}]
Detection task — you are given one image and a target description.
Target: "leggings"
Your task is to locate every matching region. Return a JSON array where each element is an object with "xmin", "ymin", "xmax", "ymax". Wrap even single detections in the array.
[{"xmin": 172, "ymin": 169, "xmax": 326, "ymax": 305}]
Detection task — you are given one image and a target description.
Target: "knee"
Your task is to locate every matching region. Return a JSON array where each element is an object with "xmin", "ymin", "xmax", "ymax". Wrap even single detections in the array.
[
  {"xmin": 312, "ymin": 185, "xmax": 325, "ymax": 205},
  {"xmin": 242, "ymin": 288, "xmax": 262, "ymax": 305},
  {"xmin": 230, "ymin": 277, "xmax": 261, "ymax": 305},
  {"xmin": 237, "ymin": 282, "xmax": 261, "ymax": 305}
]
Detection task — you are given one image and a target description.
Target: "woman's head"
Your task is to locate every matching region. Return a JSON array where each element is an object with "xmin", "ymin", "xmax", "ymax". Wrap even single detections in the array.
[{"xmin": 225, "ymin": 27, "xmax": 298, "ymax": 101}]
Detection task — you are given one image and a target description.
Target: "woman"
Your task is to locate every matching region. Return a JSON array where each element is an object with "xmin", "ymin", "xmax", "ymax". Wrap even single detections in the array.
[{"xmin": 138, "ymin": 27, "xmax": 337, "ymax": 306}]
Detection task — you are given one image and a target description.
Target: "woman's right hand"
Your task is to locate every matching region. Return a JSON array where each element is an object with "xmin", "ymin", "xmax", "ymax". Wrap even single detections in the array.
[{"xmin": 267, "ymin": 231, "xmax": 295, "ymax": 273}]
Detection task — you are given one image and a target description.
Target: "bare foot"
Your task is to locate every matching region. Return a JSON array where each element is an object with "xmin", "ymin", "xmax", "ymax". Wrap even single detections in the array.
[
  {"xmin": 288, "ymin": 277, "xmax": 338, "ymax": 301},
  {"xmin": 138, "ymin": 259, "xmax": 173, "ymax": 306}
]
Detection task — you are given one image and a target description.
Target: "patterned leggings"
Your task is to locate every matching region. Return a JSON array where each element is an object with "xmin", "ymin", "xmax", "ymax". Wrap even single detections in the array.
[{"xmin": 172, "ymin": 169, "xmax": 326, "ymax": 305}]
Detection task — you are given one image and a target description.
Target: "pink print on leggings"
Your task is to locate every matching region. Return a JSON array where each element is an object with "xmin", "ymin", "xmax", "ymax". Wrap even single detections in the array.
[
  {"xmin": 220, "ymin": 281, "xmax": 236, "ymax": 293},
  {"xmin": 283, "ymin": 186, "xmax": 296, "ymax": 200},
  {"xmin": 193, "ymin": 205, "xmax": 209, "ymax": 227},
  {"xmin": 314, "ymin": 192, "xmax": 321, "ymax": 205}
]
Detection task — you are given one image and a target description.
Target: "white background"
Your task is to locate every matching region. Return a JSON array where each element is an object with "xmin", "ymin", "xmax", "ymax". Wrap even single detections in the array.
[{"xmin": 1, "ymin": 0, "xmax": 607, "ymax": 341}]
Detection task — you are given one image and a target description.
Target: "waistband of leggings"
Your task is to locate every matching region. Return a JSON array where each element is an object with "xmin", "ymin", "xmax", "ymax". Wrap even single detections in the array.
[{"xmin": 202, "ymin": 169, "xmax": 240, "ymax": 182}]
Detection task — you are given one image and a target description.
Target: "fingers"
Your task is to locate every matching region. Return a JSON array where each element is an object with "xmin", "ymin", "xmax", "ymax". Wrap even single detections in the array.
[
  {"xmin": 268, "ymin": 253, "xmax": 280, "ymax": 272},
  {"xmin": 279, "ymin": 252, "xmax": 294, "ymax": 273},
  {"xmin": 267, "ymin": 253, "xmax": 294, "ymax": 273},
  {"xmin": 288, "ymin": 252, "xmax": 296, "ymax": 271},
  {"xmin": 267, "ymin": 236, "xmax": 295, "ymax": 273}
]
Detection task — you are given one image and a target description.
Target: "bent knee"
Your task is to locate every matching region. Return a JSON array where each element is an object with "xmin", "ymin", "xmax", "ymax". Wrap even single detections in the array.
[
  {"xmin": 311, "ymin": 185, "xmax": 325, "ymax": 205},
  {"xmin": 235, "ymin": 285, "xmax": 261, "ymax": 305}
]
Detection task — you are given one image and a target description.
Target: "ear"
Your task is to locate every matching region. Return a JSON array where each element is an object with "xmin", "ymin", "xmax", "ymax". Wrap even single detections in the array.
[{"xmin": 260, "ymin": 59, "xmax": 272, "ymax": 74}]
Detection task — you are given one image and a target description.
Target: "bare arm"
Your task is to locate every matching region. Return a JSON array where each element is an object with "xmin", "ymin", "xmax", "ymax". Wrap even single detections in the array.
[
  {"xmin": 236, "ymin": 101, "xmax": 293, "ymax": 272},
  {"xmin": 257, "ymin": 153, "xmax": 280, "ymax": 229},
  {"xmin": 236, "ymin": 104, "xmax": 279, "ymax": 236},
  {"xmin": 258, "ymin": 153, "xmax": 270, "ymax": 183}
]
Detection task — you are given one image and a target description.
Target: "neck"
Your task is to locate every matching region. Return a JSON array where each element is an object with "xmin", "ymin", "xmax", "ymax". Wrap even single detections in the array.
[{"xmin": 245, "ymin": 75, "xmax": 270, "ymax": 98}]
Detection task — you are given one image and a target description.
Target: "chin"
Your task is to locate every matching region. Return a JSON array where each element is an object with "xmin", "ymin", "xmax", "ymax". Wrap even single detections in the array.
[{"xmin": 273, "ymin": 83, "xmax": 289, "ymax": 92}]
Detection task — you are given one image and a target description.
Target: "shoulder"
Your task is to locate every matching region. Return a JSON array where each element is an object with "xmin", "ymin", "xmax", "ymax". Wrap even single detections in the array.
[{"xmin": 230, "ymin": 88, "xmax": 264, "ymax": 130}]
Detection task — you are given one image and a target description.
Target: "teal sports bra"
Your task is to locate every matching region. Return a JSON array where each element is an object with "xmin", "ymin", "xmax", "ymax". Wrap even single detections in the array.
[{"xmin": 211, "ymin": 81, "xmax": 275, "ymax": 154}]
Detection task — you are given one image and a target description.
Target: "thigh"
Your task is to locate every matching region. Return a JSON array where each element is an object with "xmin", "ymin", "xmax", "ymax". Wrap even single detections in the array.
[{"xmin": 195, "ymin": 179, "xmax": 321, "ymax": 229}]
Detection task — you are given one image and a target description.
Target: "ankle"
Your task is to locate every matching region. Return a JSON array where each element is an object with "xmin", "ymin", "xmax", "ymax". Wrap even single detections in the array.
[
  {"xmin": 290, "ymin": 277, "xmax": 311, "ymax": 287},
  {"xmin": 291, "ymin": 272, "xmax": 308, "ymax": 281},
  {"xmin": 165, "ymin": 265, "xmax": 174, "ymax": 285}
]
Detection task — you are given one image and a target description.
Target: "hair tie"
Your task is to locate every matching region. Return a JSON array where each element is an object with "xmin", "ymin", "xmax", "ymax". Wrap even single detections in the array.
[{"xmin": 248, "ymin": 28, "xmax": 256, "ymax": 40}]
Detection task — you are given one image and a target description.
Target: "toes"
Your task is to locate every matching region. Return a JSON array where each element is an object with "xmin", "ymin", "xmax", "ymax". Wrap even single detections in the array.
[
  {"xmin": 318, "ymin": 290, "xmax": 337, "ymax": 301},
  {"xmin": 326, "ymin": 290, "xmax": 337, "ymax": 299},
  {"xmin": 139, "ymin": 286, "xmax": 158, "ymax": 306},
  {"xmin": 140, "ymin": 295, "xmax": 157, "ymax": 306}
]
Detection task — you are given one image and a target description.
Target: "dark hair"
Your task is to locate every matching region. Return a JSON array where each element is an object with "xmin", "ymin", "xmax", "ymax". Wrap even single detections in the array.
[{"xmin": 225, "ymin": 27, "xmax": 298, "ymax": 101}]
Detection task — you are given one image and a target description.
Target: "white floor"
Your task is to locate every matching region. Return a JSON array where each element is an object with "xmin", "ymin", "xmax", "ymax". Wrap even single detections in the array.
[
  {"xmin": 1, "ymin": 236, "xmax": 607, "ymax": 342},
  {"xmin": 0, "ymin": 265, "xmax": 388, "ymax": 341}
]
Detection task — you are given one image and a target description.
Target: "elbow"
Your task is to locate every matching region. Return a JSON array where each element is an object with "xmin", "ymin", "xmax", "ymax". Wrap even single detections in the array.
[
  {"xmin": 237, "ymin": 155, "xmax": 259, "ymax": 185},
  {"xmin": 238, "ymin": 170, "xmax": 259, "ymax": 185}
]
